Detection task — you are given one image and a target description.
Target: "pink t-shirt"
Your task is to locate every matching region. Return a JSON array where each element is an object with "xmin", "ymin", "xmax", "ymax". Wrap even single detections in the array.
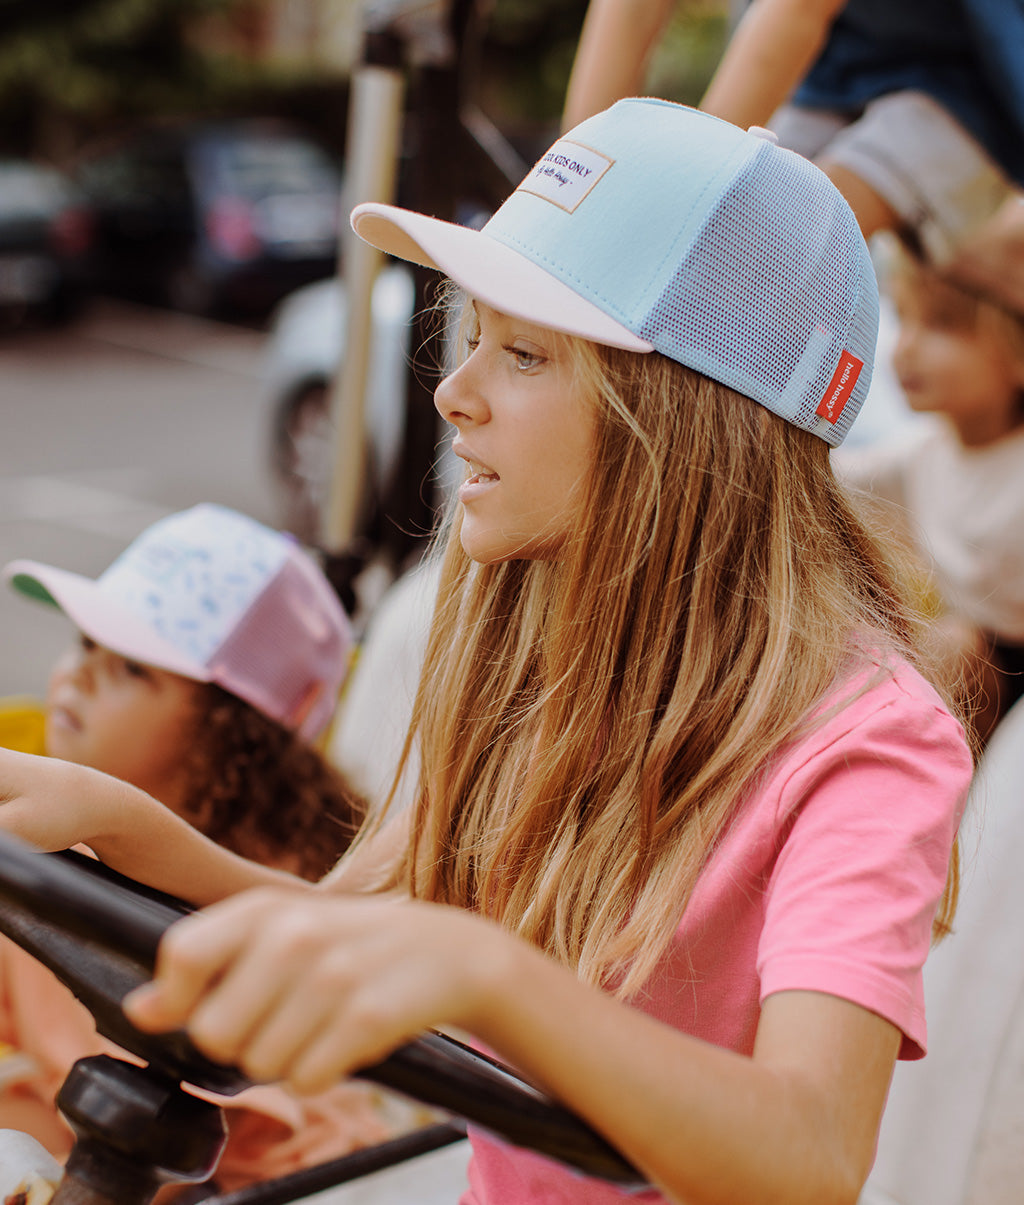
[{"xmin": 464, "ymin": 658, "xmax": 972, "ymax": 1205}]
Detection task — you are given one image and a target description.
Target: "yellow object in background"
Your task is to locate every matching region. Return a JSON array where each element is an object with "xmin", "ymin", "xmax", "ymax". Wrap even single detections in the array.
[{"xmin": 0, "ymin": 697, "xmax": 46, "ymax": 755}]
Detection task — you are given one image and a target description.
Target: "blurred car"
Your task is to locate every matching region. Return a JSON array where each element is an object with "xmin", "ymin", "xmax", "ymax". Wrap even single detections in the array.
[
  {"xmin": 0, "ymin": 158, "xmax": 92, "ymax": 328},
  {"xmin": 264, "ymin": 264, "xmax": 414, "ymax": 542},
  {"xmin": 71, "ymin": 119, "xmax": 343, "ymax": 318},
  {"xmin": 264, "ymin": 264, "xmax": 459, "ymax": 544}
]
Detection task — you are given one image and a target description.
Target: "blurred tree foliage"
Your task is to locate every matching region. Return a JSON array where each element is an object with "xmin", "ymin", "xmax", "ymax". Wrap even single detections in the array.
[
  {"xmin": 480, "ymin": 0, "xmax": 728, "ymax": 132},
  {"xmin": 0, "ymin": 0, "xmax": 729, "ymax": 161},
  {"xmin": 0, "ymin": 0, "xmax": 339, "ymax": 158}
]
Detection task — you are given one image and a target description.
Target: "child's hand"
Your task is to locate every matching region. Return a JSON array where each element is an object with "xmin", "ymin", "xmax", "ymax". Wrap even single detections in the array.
[
  {"xmin": 0, "ymin": 748, "xmax": 289, "ymax": 906},
  {"xmin": 123, "ymin": 888, "xmax": 516, "ymax": 1093},
  {"xmin": 0, "ymin": 749, "xmax": 103, "ymax": 852}
]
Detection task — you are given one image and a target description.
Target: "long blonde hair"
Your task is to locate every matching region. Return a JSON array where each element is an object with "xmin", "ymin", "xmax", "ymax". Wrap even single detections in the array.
[{"xmin": 377, "ymin": 337, "xmax": 959, "ymax": 995}]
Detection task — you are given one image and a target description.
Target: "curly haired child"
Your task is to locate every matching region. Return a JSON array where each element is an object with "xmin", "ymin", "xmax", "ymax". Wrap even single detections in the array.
[{"xmin": 0, "ymin": 504, "xmax": 407, "ymax": 1192}]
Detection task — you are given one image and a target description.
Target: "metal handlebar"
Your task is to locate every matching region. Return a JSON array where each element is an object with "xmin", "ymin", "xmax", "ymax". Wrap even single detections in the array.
[{"xmin": 0, "ymin": 831, "xmax": 645, "ymax": 1189}]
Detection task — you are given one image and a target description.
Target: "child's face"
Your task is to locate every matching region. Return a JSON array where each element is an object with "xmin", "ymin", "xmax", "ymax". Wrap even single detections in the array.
[
  {"xmin": 891, "ymin": 278, "xmax": 1024, "ymax": 444},
  {"xmin": 46, "ymin": 633, "xmax": 202, "ymax": 807},
  {"xmin": 434, "ymin": 303, "xmax": 597, "ymax": 563}
]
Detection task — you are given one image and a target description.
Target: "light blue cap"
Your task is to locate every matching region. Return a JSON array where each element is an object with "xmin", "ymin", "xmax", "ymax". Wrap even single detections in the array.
[{"xmin": 353, "ymin": 98, "xmax": 879, "ymax": 445}]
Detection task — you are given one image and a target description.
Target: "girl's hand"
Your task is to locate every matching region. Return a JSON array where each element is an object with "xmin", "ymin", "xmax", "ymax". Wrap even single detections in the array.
[{"xmin": 123, "ymin": 888, "xmax": 514, "ymax": 1093}]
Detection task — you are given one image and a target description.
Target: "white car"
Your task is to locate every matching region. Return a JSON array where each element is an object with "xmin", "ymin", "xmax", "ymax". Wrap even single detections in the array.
[{"xmin": 265, "ymin": 263, "xmax": 461, "ymax": 544}]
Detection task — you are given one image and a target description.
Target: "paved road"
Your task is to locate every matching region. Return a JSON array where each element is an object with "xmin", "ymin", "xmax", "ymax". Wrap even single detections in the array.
[{"xmin": 0, "ymin": 300, "xmax": 281, "ymax": 697}]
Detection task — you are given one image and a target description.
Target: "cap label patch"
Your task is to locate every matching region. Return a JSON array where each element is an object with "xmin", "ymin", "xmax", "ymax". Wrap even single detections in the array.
[
  {"xmin": 517, "ymin": 138, "xmax": 613, "ymax": 213},
  {"xmin": 816, "ymin": 350, "xmax": 863, "ymax": 424}
]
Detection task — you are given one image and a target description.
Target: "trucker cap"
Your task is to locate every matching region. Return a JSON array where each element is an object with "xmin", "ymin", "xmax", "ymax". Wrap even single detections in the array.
[
  {"xmin": 352, "ymin": 98, "xmax": 879, "ymax": 445},
  {"xmin": 4, "ymin": 504, "xmax": 353, "ymax": 740}
]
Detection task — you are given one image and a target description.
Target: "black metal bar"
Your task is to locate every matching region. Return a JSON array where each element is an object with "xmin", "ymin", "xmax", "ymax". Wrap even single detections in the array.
[
  {"xmin": 0, "ymin": 833, "xmax": 645, "ymax": 1187},
  {"xmin": 0, "ymin": 834, "xmax": 178, "ymax": 965}
]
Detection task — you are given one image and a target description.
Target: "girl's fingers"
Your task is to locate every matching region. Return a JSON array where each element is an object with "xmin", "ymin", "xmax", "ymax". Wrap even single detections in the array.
[
  {"xmin": 287, "ymin": 1009, "xmax": 396, "ymax": 1095},
  {"xmin": 124, "ymin": 891, "xmax": 278, "ymax": 1034},
  {"xmin": 123, "ymin": 891, "xmax": 508, "ymax": 1088},
  {"xmin": 232, "ymin": 971, "xmax": 354, "ymax": 1084}
]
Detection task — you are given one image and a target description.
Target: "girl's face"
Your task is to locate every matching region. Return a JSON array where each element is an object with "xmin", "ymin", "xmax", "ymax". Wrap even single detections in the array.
[
  {"xmin": 891, "ymin": 279, "xmax": 1024, "ymax": 445},
  {"xmin": 46, "ymin": 632, "xmax": 202, "ymax": 809},
  {"xmin": 434, "ymin": 303, "xmax": 598, "ymax": 563}
]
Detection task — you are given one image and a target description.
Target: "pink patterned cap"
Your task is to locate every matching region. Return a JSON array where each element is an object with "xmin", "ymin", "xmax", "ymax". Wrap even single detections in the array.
[{"xmin": 3, "ymin": 504, "xmax": 353, "ymax": 740}]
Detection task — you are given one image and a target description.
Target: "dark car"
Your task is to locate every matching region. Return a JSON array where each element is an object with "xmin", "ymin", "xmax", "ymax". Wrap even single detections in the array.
[
  {"xmin": 0, "ymin": 159, "xmax": 92, "ymax": 328},
  {"xmin": 71, "ymin": 119, "xmax": 344, "ymax": 318}
]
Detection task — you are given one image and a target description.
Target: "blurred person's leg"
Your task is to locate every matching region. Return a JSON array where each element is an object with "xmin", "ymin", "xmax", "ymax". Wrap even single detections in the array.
[
  {"xmin": 769, "ymin": 103, "xmax": 847, "ymax": 160},
  {"xmin": 817, "ymin": 92, "xmax": 1014, "ymax": 260}
]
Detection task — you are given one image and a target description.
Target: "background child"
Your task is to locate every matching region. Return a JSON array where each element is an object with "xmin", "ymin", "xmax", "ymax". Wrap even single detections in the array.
[
  {"xmin": 0, "ymin": 103, "xmax": 972, "ymax": 1205},
  {"xmin": 0, "ymin": 504, "xmax": 413, "ymax": 1193},
  {"xmin": 835, "ymin": 238, "xmax": 1024, "ymax": 742}
]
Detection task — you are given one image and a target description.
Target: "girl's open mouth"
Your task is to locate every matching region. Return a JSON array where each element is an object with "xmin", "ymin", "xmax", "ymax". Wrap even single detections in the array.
[
  {"xmin": 47, "ymin": 704, "xmax": 82, "ymax": 733},
  {"xmin": 466, "ymin": 466, "xmax": 499, "ymax": 486}
]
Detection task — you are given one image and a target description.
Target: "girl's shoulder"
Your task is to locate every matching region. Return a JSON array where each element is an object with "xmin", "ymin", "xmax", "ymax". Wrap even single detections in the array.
[{"xmin": 768, "ymin": 653, "xmax": 973, "ymax": 818}]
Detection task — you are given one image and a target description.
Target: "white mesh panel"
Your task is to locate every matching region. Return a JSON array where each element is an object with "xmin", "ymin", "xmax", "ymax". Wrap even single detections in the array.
[{"xmin": 639, "ymin": 143, "xmax": 878, "ymax": 445}]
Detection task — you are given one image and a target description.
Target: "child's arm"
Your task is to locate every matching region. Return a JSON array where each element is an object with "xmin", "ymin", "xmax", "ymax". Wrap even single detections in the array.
[
  {"xmin": 700, "ymin": 0, "xmax": 848, "ymax": 131},
  {"xmin": 563, "ymin": 0, "xmax": 848, "ymax": 135},
  {"xmin": 0, "ymin": 749, "xmax": 299, "ymax": 906},
  {"xmin": 563, "ymin": 0, "xmax": 676, "ymax": 130},
  {"xmin": 123, "ymin": 891, "xmax": 895, "ymax": 1205}
]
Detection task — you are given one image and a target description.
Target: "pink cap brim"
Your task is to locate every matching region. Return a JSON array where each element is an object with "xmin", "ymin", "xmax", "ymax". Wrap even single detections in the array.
[
  {"xmin": 3, "ymin": 560, "xmax": 212, "ymax": 682},
  {"xmin": 351, "ymin": 202, "xmax": 653, "ymax": 353}
]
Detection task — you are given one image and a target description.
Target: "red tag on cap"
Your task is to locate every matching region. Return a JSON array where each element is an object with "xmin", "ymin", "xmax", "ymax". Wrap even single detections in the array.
[{"xmin": 816, "ymin": 350, "xmax": 863, "ymax": 424}]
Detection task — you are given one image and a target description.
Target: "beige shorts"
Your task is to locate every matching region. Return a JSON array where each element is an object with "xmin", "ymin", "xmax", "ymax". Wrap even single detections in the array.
[{"xmin": 770, "ymin": 90, "xmax": 1015, "ymax": 265}]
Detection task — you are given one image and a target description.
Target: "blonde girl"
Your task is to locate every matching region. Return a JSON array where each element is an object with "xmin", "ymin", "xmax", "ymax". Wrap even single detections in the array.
[{"xmin": 0, "ymin": 102, "xmax": 972, "ymax": 1205}]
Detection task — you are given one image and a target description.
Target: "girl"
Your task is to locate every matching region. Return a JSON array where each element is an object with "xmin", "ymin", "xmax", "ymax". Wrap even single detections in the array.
[
  {"xmin": 0, "ymin": 102, "xmax": 972, "ymax": 1205},
  {"xmin": 0, "ymin": 504, "xmax": 406, "ymax": 1191}
]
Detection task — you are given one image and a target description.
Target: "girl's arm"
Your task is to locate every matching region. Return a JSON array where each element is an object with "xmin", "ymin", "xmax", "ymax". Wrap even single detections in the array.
[
  {"xmin": 562, "ymin": 0, "xmax": 676, "ymax": 130},
  {"xmin": 700, "ymin": 0, "xmax": 847, "ymax": 130},
  {"xmin": 469, "ymin": 931, "xmax": 896, "ymax": 1205},
  {"xmin": 0, "ymin": 749, "xmax": 298, "ymax": 905},
  {"xmin": 123, "ymin": 891, "xmax": 896, "ymax": 1205}
]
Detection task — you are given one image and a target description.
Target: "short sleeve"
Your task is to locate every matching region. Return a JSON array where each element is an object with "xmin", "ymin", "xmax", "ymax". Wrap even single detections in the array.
[{"xmin": 757, "ymin": 675, "xmax": 972, "ymax": 1058}]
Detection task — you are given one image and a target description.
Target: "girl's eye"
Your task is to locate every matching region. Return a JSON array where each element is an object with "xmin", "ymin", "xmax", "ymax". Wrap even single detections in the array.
[
  {"xmin": 79, "ymin": 633, "xmax": 96, "ymax": 653},
  {"xmin": 121, "ymin": 658, "xmax": 150, "ymax": 680},
  {"xmin": 508, "ymin": 345, "xmax": 546, "ymax": 372}
]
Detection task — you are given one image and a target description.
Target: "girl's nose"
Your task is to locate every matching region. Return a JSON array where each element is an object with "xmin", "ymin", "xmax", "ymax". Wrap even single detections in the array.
[{"xmin": 434, "ymin": 355, "xmax": 490, "ymax": 428}]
